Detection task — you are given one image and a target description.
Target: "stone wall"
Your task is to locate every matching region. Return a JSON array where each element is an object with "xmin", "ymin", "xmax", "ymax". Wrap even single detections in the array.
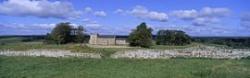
[
  {"xmin": 115, "ymin": 39, "xmax": 129, "ymax": 45},
  {"xmin": 96, "ymin": 38, "xmax": 116, "ymax": 45},
  {"xmin": 89, "ymin": 34, "xmax": 128, "ymax": 45},
  {"xmin": 111, "ymin": 46, "xmax": 250, "ymax": 59},
  {"xmin": 0, "ymin": 49, "xmax": 101, "ymax": 58},
  {"xmin": 89, "ymin": 34, "xmax": 98, "ymax": 44}
]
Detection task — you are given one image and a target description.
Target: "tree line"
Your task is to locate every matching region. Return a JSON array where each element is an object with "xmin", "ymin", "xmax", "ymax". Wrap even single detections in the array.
[
  {"xmin": 45, "ymin": 22, "xmax": 86, "ymax": 45},
  {"xmin": 127, "ymin": 22, "xmax": 191, "ymax": 48},
  {"xmin": 45, "ymin": 22, "xmax": 192, "ymax": 48},
  {"xmin": 193, "ymin": 37, "xmax": 250, "ymax": 48}
]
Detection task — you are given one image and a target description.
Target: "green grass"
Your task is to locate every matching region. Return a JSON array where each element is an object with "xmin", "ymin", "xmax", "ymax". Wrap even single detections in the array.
[
  {"xmin": 0, "ymin": 56, "xmax": 250, "ymax": 78},
  {"xmin": 0, "ymin": 37, "xmax": 24, "ymax": 44}
]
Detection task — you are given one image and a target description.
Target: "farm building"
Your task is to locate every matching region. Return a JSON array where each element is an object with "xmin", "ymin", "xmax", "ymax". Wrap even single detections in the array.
[{"xmin": 89, "ymin": 33, "xmax": 128, "ymax": 45}]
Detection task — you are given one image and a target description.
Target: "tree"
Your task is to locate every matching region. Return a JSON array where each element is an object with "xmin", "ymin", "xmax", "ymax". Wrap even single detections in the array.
[
  {"xmin": 50, "ymin": 22, "xmax": 72, "ymax": 44},
  {"xmin": 44, "ymin": 33, "xmax": 54, "ymax": 44},
  {"xmin": 75, "ymin": 25, "xmax": 85, "ymax": 46},
  {"xmin": 156, "ymin": 30, "xmax": 191, "ymax": 45},
  {"xmin": 128, "ymin": 22, "xmax": 153, "ymax": 48}
]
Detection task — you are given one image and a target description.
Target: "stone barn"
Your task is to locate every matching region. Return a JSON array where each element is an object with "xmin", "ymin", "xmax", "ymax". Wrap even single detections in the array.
[{"xmin": 89, "ymin": 33, "xmax": 128, "ymax": 45}]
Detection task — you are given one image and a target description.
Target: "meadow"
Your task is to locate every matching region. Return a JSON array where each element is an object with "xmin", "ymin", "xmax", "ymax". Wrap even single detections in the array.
[
  {"xmin": 1, "ymin": 56, "xmax": 250, "ymax": 78},
  {"xmin": 1, "ymin": 37, "xmax": 250, "ymax": 78}
]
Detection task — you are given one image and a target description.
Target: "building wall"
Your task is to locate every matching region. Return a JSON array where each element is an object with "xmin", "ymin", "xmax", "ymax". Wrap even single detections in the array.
[
  {"xmin": 89, "ymin": 34, "xmax": 98, "ymax": 44},
  {"xmin": 96, "ymin": 38, "xmax": 116, "ymax": 45},
  {"xmin": 89, "ymin": 34, "xmax": 128, "ymax": 45},
  {"xmin": 115, "ymin": 39, "xmax": 128, "ymax": 45}
]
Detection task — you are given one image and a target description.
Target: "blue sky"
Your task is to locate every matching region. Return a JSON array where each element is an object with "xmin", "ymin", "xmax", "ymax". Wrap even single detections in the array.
[{"xmin": 0, "ymin": 0, "xmax": 250, "ymax": 36}]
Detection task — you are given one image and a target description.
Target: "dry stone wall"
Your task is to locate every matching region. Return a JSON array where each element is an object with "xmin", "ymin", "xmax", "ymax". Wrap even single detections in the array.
[
  {"xmin": 111, "ymin": 46, "xmax": 250, "ymax": 59},
  {"xmin": 0, "ymin": 49, "xmax": 101, "ymax": 58}
]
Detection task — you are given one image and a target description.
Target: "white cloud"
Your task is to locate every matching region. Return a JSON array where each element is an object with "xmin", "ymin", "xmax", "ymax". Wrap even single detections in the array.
[
  {"xmin": 83, "ymin": 7, "xmax": 107, "ymax": 17},
  {"xmin": 0, "ymin": 23, "xmax": 58, "ymax": 35},
  {"xmin": 0, "ymin": 0, "xmax": 81, "ymax": 19},
  {"xmin": 85, "ymin": 22, "xmax": 103, "ymax": 31},
  {"xmin": 33, "ymin": 23, "xmax": 56, "ymax": 29},
  {"xmin": 82, "ymin": 18, "xmax": 91, "ymax": 22},
  {"xmin": 171, "ymin": 7, "xmax": 230, "ymax": 26},
  {"xmin": 94, "ymin": 11, "xmax": 107, "ymax": 17},
  {"xmin": 171, "ymin": 9, "xmax": 198, "ymax": 20},
  {"xmin": 192, "ymin": 17, "xmax": 219, "ymax": 26},
  {"xmin": 116, "ymin": 5, "xmax": 168, "ymax": 22},
  {"xmin": 84, "ymin": 7, "xmax": 93, "ymax": 13},
  {"xmin": 147, "ymin": 11, "xmax": 168, "ymax": 22},
  {"xmin": 200, "ymin": 7, "xmax": 230, "ymax": 17},
  {"xmin": 130, "ymin": 6, "xmax": 168, "ymax": 22},
  {"xmin": 130, "ymin": 6, "xmax": 148, "ymax": 18},
  {"xmin": 86, "ymin": 23, "xmax": 102, "ymax": 28},
  {"xmin": 114, "ymin": 9, "xmax": 124, "ymax": 14}
]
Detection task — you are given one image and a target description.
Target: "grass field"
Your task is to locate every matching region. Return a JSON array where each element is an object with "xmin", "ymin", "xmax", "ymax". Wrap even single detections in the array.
[
  {"xmin": 0, "ymin": 56, "xmax": 250, "ymax": 78},
  {"xmin": 1, "ymin": 37, "xmax": 249, "ymax": 78}
]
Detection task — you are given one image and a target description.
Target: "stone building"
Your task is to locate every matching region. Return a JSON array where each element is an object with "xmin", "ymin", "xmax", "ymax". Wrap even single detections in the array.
[{"xmin": 89, "ymin": 33, "xmax": 128, "ymax": 45}]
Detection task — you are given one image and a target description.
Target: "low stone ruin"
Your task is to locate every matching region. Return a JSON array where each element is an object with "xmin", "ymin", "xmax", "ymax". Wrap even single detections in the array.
[
  {"xmin": 111, "ymin": 45, "xmax": 250, "ymax": 59},
  {"xmin": 1, "ymin": 45, "xmax": 250, "ymax": 59},
  {"xmin": 0, "ymin": 49, "xmax": 101, "ymax": 58}
]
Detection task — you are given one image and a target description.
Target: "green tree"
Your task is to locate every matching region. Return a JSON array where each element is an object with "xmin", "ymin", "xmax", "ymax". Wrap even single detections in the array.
[
  {"xmin": 156, "ymin": 30, "xmax": 191, "ymax": 45},
  {"xmin": 44, "ymin": 33, "xmax": 54, "ymax": 44},
  {"xmin": 50, "ymin": 22, "xmax": 72, "ymax": 44},
  {"xmin": 128, "ymin": 22, "xmax": 153, "ymax": 48},
  {"xmin": 75, "ymin": 25, "xmax": 85, "ymax": 46}
]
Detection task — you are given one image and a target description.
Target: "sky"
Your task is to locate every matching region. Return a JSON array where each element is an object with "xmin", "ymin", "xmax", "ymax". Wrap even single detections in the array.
[{"xmin": 0, "ymin": 0, "xmax": 250, "ymax": 36}]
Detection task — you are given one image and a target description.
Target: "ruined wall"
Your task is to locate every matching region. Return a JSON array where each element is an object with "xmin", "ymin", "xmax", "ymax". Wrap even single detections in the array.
[
  {"xmin": 115, "ymin": 39, "xmax": 128, "ymax": 45},
  {"xmin": 89, "ymin": 34, "xmax": 128, "ymax": 45},
  {"xmin": 89, "ymin": 34, "xmax": 98, "ymax": 44},
  {"xmin": 97, "ymin": 38, "xmax": 116, "ymax": 45}
]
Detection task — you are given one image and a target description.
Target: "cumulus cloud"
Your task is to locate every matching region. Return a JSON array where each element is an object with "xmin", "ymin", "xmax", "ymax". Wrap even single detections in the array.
[
  {"xmin": 0, "ymin": 0, "xmax": 81, "ymax": 19},
  {"xmin": 82, "ymin": 19, "xmax": 103, "ymax": 30},
  {"xmin": 86, "ymin": 23, "xmax": 102, "ymax": 29},
  {"xmin": 84, "ymin": 7, "xmax": 93, "ymax": 13},
  {"xmin": 171, "ymin": 7, "xmax": 230, "ymax": 26},
  {"xmin": 84, "ymin": 22, "xmax": 110, "ymax": 34},
  {"xmin": 0, "ymin": 23, "xmax": 87, "ymax": 35},
  {"xmin": 192, "ymin": 17, "xmax": 219, "ymax": 26},
  {"xmin": 0, "ymin": 23, "xmax": 57, "ymax": 35},
  {"xmin": 115, "ymin": 5, "xmax": 168, "ymax": 22},
  {"xmin": 171, "ymin": 9, "xmax": 198, "ymax": 20},
  {"xmin": 200, "ymin": 7, "xmax": 230, "ymax": 17},
  {"xmin": 114, "ymin": 9, "xmax": 124, "ymax": 14},
  {"xmin": 94, "ymin": 11, "xmax": 107, "ymax": 17},
  {"xmin": 83, "ymin": 7, "xmax": 107, "ymax": 17}
]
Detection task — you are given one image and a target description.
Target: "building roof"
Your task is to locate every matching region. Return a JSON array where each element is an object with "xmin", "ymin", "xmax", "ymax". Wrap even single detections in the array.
[
  {"xmin": 98, "ymin": 35, "xmax": 116, "ymax": 38},
  {"xmin": 96, "ymin": 35, "xmax": 128, "ymax": 40}
]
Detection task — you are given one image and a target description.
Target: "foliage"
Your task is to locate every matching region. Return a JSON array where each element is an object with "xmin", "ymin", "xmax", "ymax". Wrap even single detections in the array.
[
  {"xmin": 50, "ymin": 22, "xmax": 72, "ymax": 44},
  {"xmin": 193, "ymin": 37, "xmax": 250, "ymax": 48},
  {"xmin": 45, "ymin": 22, "xmax": 86, "ymax": 44},
  {"xmin": 75, "ymin": 25, "xmax": 85, "ymax": 44},
  {"xmin": 44, "ymin": 33, "xmax": 55, "ymax": 44},
  {"xmin": 156, "ymin": 30, "xmax": 191, "ymax": 45},
  {"xmin": 1, "ymin": 56, "xmax": 250, "ymax": 78},
  {"xmin": 128, "ymin": 22, "xmax": 153, "ymax": 48}
]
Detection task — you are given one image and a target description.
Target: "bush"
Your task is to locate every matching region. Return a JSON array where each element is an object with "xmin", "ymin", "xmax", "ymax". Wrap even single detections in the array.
[
  {"xmin": 50, "ymin": 22, "xmax": 72, "ymax": 44},
  {"xmin": 156, "ymin": 30, "xmax": 191, "ymax": 45},
  {"xmin": 128, "ymin": 22, "xmax": 153, "ymax": 48}
]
